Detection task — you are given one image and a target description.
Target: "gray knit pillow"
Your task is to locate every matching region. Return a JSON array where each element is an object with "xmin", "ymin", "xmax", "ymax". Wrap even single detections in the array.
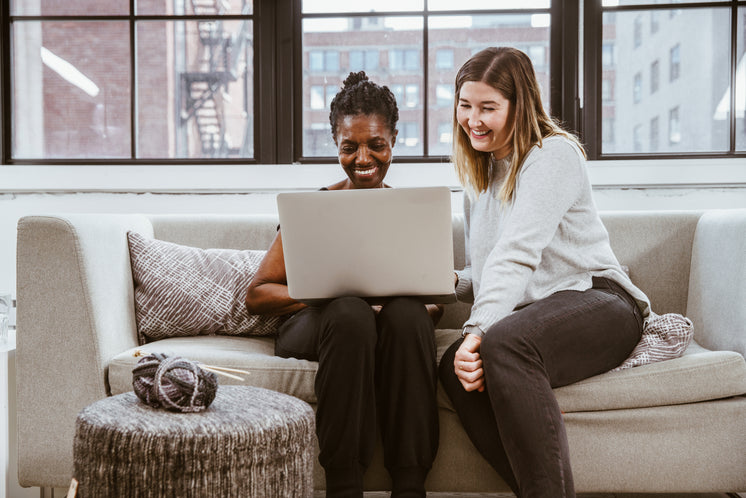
[{"xmin": 127, "ymin": 232, "xmax": 286, "ymax": 344}]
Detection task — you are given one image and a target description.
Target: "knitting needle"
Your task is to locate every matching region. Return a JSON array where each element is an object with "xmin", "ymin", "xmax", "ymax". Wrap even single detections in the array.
[{"xmin": 199, "ymin": 366, "xmax": 245, "ymax": 381}]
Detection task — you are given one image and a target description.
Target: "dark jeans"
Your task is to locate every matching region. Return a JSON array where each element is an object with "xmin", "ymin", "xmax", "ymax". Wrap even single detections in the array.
[
  {"xmin": 439, "ymin": 277, "xmax": 643, "ymax": 498},
  {"xmin": 275, "ymin": 296, "xmax": 439, "ymax": 498}
]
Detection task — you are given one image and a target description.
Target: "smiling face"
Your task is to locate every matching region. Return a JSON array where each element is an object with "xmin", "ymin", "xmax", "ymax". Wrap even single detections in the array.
[
  {"xmin": 456, "ymin": 80, "xmax": 515, "ymax": 160},
  {"xmin": 335, "ymin": 113, "xmax": 397, "ymax": 189}
]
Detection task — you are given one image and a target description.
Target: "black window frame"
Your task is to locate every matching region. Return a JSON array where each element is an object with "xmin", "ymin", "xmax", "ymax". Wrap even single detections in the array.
[
  {"xmin": 0, "ymin": 0, "xmax": 575, "ymax": 165},
  {"xmin": 582, "ymin": 0, "xmax": 746, "ymax": 160}
]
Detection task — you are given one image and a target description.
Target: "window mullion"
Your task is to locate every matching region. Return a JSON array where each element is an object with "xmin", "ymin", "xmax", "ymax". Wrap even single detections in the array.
[
  {"xmin": 582, "ymin": 0, "xmax": 602, "ymax": 159},
  {"xmin": 130, "ymin": 0, "xmax": 136, "ymax": 160},
  {"xmin": 729, "ymin": 0, "xmax": 737, "ymax": 153}
]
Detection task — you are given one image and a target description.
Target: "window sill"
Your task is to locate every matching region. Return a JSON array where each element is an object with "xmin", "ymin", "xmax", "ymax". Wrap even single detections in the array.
[{"xmin": 0, "ymin": 158, "xmax": 744, "ymax": 193}]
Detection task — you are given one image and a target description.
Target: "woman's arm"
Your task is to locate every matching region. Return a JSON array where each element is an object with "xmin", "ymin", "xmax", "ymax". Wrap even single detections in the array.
[{"xmin": 245, "ymin": 231, "xmax": 307, "ymax": 316}]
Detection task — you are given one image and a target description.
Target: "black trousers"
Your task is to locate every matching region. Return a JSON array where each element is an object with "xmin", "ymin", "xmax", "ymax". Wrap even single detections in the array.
[
  {"xmin": 439, "ymin": 277, "xmax": 643, "ymax": 498},
  {"xmin": 275, "ymin": 296, "xmax": 439, "ymax": 498}
]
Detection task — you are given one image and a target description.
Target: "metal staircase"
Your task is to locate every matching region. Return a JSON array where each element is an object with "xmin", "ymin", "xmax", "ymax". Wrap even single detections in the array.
[{"xmin": 180, "ymin": 0, "xmax": 251, "ymax": 157}]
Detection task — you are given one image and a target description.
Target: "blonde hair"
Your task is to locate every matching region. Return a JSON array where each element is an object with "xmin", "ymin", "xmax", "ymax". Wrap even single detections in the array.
[{"xmin": 452, "ymin": 47, "xmax": 585, "ymax": 202}]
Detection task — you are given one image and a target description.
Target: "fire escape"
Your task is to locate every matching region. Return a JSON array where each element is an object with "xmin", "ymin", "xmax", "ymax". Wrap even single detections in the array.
[{"xmin": 180, "ymin": 0, "xmax": 251, "ymax": 157}]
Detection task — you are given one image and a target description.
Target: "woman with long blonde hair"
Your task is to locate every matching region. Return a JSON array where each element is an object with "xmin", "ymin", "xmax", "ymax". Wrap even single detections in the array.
[{"xmin": 440, "ymin": 47, "xmax": 650, "ymax": 497}]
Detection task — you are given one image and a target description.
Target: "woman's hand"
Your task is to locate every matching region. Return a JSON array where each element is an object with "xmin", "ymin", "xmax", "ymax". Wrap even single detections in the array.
[
  {"xmin": 454, "ymin": 333, "xmax": 484, "ymax": 392},
  {"xmin": 425, "ymin": 304, "xmax": 445, "ymax": 326}
]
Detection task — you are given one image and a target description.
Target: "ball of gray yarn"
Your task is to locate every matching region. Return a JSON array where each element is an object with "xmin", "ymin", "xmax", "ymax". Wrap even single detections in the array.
[{"xmin": 132, "ymin": 352, "xmax": 218, "ymax": 412}]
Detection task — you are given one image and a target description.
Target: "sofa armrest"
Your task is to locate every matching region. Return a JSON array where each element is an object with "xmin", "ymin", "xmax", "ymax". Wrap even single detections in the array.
[
  {"xmin": 686, "ymin": 209, "xmax": 746, "ymax": 358},
  {"xmin": 16, "ymin": 214, "xmax": 153, "ymax": 487}
]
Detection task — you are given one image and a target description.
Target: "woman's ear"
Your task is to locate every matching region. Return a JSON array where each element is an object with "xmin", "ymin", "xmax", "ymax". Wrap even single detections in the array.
[{"xmin": 391, "ymin": 129, "xmax": 398, "ymax": 147}]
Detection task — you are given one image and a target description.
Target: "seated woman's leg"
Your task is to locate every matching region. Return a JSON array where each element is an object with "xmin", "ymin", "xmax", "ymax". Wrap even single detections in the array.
[
  {"xmin": 376, "ymin": 297, "xmax": 438, "ymax": 497},
  {"xmin": 480, "ymin": 277, "xmax": 643, "ymax": 498},
  {"xmin": 316, "ymin": 296, "xmax": 378, "ymax": 498},
  {"xmin": 438, "ymin": 339, "xmax": 519, "ymax": 495}
]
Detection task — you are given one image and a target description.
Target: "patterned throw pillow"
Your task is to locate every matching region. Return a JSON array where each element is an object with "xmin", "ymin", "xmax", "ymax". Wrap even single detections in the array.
[
  {"xmin": 612, "ymin": 311, "xmax": 694, "ymax": 371},
  {"xmin": 127, "ymin": 231, "xmax": 287, "ymax": 344}
]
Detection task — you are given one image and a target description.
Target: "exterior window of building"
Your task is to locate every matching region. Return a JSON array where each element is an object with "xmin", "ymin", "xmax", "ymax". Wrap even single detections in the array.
[
  {"xmin": 325, "ymin": 51, "xmax": 340, "ymax": 72},
  {"xmin": 602, "ymin": 42, "xmax": 615, "ymax": 68},
  {"xmin": 309, "ymin": 51, "xmax": 324, "ymax": 72},
  {"xmin": 650, "ymin": 116, "xmax": 659, "ymax": 152},
  {"xmin": 650, "ymin": 60, "xmax": 659, "ymax": 94},
  {"xmin": 651, "ymin": 11, "xmax": 659, "ymax": 34},
  {"xmin": 398, "ymin": 121, "xmax": 420, "ymax": 149},
  {"xmin": 349, "ymin": 50, "xmax": 379, "ymax": 72},
  {"xmin": 390, "ymin": 49, "xmax": 420, "ymax": 71},
  {"xmin": 437, "ymin": 122, "xmax": 452, "ymax": 147},
  {"xmin": 602, "ymin": 78, "xmax": 613, "ymax": 102},
  {"xmin": 633, "ymin": 15, "xmax": 643, "ymax": 49},
  {"xmin": 435, "ymin": 84, "xmax": 454, "ymax": 107},
  {"xmin": 594, "ymin": 4, "xmax": 735, "ymax": 156},
  {"xmin": 405, "ymin": 84, "xmax": 419, "ymax": 108},
  {"xmin": 310, "ymin": 86, "xmax": 325, "ymax": 110},
  {"xmin": 669, "ymin": 44, "xmax": 680, "ymax": 82},
  {"xmin": 633, "ymin": 73, "xmax": 642, "ymax": 104},
  {"xmin": 435, "ymin": 49, "xmax": 454, "ymax": 70},
  {"xmin": 669, "ymin": 106, "xmax": 681, "ymax": 145}
]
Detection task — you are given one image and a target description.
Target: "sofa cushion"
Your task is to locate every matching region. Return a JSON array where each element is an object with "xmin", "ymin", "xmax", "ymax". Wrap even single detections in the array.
[
  {"xmin": 553, "ymin": 341, "xmax": 746, "ymax": 412},
  {"xmin": 127, "ymin": 232, "xmax": 287, "ymax": 343},
  {"xmin": 108, "ymin": 330, "xmax": 746, "ymax": 413}
]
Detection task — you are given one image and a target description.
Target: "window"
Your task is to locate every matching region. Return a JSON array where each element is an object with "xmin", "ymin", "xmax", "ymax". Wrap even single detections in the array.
[
  {"xmin": 8, "ymin": 1, "xmax": 741, "ymax": 165},
  {"xmin": 651, "ymin": 11, "xmax": 659, "ymax": 34},
  {"xmin": 349, "ymin": 50, "xmax": 379, "ymax": 72},
  {"xmin": 586, "ymin": 1, "xmax": 741, "ymax": 157},
  {"xmin": 300, "ymin": 2, "xmax": 555, "ymax": 160},
  {"xmin": 602, "ymin": 42, "xmax": 615, "ymax": 68},
  {"xmin": 650, "ymin": 60, "xmax": 660, "ymax": 94},
  {"xmin": 669, "ymin": 106, "xmax": 681, "ymax": 145},
  {"xmin": 602, "ymin": 78, "xmax": 613, "ymax": 102},
  {"xmin": 8, "ymin": 1, "xmax": 255, "ymax": 161},
  {"xmin": 669, "ymin": 44, "xmax": 680, "ymax": 82},
  {"xmin": 633, "ymin": 15, "xmax": 643, "ymax": 49},
  {"xmin": 435, "ymin": 49, "xmax": 454, "ymax": 70},
  {"xmin": 404, "ymin": 84, "xmax": 420, "ymax": 108},
  {"xmin": 2, "ymin": 0, "xmax": 567, "ymax": 164},
  {"xmin": 633, "ymin": 73, "xmax": 642, "ymax": 103},
  {"xmin": 435, "ymin": 84, "xmax": 454, "ymax": 107}
]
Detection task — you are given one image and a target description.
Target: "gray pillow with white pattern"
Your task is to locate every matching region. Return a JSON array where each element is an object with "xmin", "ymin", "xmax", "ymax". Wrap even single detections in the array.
[{"xmin": 127, "ymin": 231, "xmax": 286, "ymax": 344}]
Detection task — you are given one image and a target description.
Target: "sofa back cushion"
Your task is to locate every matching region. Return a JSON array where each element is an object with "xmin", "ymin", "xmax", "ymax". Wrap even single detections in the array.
[{"xmin": 601, "ymin": 211, "xmax": 702, "ymax": 315}]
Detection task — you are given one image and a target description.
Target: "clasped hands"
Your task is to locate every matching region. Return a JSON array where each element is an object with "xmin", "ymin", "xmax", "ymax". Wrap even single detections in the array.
[{"xmin": 454, "ymin": 333, "xmax": 485, "ymax": 392}]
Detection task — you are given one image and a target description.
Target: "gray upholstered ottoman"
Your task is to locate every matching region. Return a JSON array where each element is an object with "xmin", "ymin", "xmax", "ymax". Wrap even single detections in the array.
[{"xmin": 73, "ymin": 385, "xmax": 315, "ymax": 497}]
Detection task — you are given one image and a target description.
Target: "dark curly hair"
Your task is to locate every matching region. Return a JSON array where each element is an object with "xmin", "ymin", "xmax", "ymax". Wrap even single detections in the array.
[{"xmin": 329, "ymin": 71, "xmax": 399, "ymax": 143}]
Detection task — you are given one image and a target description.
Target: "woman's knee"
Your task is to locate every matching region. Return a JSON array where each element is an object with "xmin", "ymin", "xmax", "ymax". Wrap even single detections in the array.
[
  {"xmin": 438, "ymin": 339, "xmax": 463, "ymax": 389},
  {"xmin": 480, "ymin": 320, "xmax": 535, "ymax": 366},
  {"xmin": 320, "ymin": 296, "xmax": 377, "ymax": 346},
  {"xmin": 379, "ymin": 297, "xmax": 428, "ymax": 322}
]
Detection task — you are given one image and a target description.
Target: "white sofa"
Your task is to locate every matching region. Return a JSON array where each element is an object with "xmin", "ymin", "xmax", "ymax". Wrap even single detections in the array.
[{"xmin": 15, "ymin": 209, "xmax": 746, "ymax": 494}]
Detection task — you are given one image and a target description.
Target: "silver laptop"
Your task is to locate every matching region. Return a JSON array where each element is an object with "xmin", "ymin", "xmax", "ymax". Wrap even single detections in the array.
[{"xmin": 277, "ymin": 186, "xmax": 456, "ymax": 305}]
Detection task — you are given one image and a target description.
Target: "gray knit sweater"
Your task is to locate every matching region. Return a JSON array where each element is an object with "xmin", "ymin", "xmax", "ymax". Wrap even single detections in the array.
[{"xmin": 455, "ymin": 136, "xmax": 651, "ymax": 337}]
